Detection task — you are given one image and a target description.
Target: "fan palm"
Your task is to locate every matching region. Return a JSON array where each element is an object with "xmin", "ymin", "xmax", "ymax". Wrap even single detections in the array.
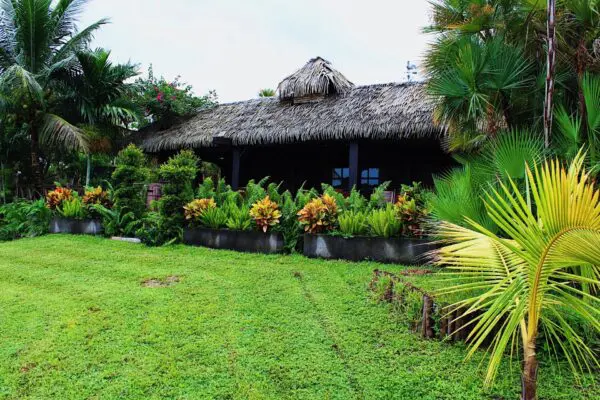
[
  {"xmin": 425, "ymin": 34, "xmax": 535, "ymax": 148},
  {"xmin": 432, "ymin": 152, "xmax": 600, "ymax": 400},
  {"xmin": 0, "ymin": 0, "xmax": 107, "ymax": 194}
]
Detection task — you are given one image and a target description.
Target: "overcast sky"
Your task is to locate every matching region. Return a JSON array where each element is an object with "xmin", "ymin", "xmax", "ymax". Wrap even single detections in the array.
[{"xmin": 80, "ymin": 0, "xmax": 433, "ymax": 103}]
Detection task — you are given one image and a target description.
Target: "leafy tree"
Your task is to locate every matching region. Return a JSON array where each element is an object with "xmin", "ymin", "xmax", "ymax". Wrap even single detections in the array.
[
  {"xmin": 153, "ymin": 150, "xmax": 198, "ymax": 244},
  {"xmin": 110, "ymin": 144, "xmax": 148, "ymax": 234},
  {"xmin": 133, "ymin": 66, "xmax": 217, "ymax": 129},
  {"xmin": 0, "ymin": 0, "xmax": 108, "ymax": 194},
  {"xmin": 432, "ymin": 153, "xmax": 600, "ymax": 400}
]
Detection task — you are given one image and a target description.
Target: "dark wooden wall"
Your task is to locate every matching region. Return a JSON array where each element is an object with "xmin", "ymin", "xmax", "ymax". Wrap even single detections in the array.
[{"xmin": 201, "ymin": 138, "xmax": 455, "ymax": 193}]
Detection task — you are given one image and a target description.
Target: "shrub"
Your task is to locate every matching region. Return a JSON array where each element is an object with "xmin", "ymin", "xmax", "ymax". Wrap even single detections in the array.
[
  {"xmin": 58, "ymin": 197, "xmax": 86, "ymax": 220},
  {"xmin": 92, "ymin": 205, "xmax": 140, "ymax": 237},
  {"xmin": 245, "ymin": 177, "xmax": 269, "ymax": 207},
  {"xmin": 111, "ymin": 144, "xmax": 149, "ymax": 229},
  {"xmin": 135, "ymin": 211, "xmax": 172, "ymax": 247},
  {"xmin": 338, "ymin": 211, "xmax": 368, "ymax": 237},
  {"xmin": 346, "ymin": 187, "xmax": 367, "ymax": 212},
  {"xmin": 368, "ymin": 181, "xmax": 391, "ymax": 209},
  {"xmin": 297, "ymin": 194, "xmax": 338, "ymax": 234},
  {"xmin": 184, "ymin": 198, "xmax": 216, "ymax": 222},
  {"xmin": 157, "ymin": 150, "xmax": 199, "ymax": 241},
  {"xmin": 395, "ymin": 182, "xmax": 430, "ymax": 238},
  {"xmin": 0, "ymin": 200, "xmax": 51, "ymax": 241},
  {"xmin": 249, "ymin": 196, "xmax": 282, "ymax": 232},
  {"xmin": 45, "ymin": 187, "xmax": 74, "ymax": 210},
  {"xmin": 225, "ymin": 202, "xmax": 252, "ymax": 231},
  {"xmin": 82, "ymin": 186, "xmax": 111, "ymax": 208},
  {"xmin": 200, "ymin": 207, "xmax": 227, "ymax": 229},
  {"xmin": 279, "ymin": 190, "xmax": 303, "ymax": 252},
  {"xmin": 367, "ymin": 205, "xmax": 401, "ymax": 238}
]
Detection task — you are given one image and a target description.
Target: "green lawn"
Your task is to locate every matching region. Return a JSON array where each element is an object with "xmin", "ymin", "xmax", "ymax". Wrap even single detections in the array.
[{"xmin": 0, "ymin": 236, "xmax": 595, "ymax": 399}]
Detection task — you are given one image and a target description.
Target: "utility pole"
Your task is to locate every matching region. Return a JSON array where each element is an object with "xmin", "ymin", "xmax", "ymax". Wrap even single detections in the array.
[{"xmin": 543, "ymin": 0, "xmax": 556, "ymax": 148}]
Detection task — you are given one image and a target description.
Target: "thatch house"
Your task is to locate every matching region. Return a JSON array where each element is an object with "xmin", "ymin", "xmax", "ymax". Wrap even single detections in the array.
[{"xmin": 141, "ymin": 57, "xmax": 452, "ymax": 191}]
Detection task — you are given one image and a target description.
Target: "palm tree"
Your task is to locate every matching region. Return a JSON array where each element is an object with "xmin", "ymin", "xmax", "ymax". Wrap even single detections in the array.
[
  {"xmin": 432, "ymin": 152, "xmax": 600, "ymax": 400},
  {"xmin": 0, "ymin": 0, "xmax": 107, "ymax": 195},
  {"xmin": 423, "ymin": 1, "xmax": 543, "ymax": 150},
  {"xmin": 258, "ymin": 88, "xmax": 276, "ymax": 97},
  {"xmin": 558, "ymin": 0, "xmax": 600, "ymax": 139},
  {"xmin": 66, "ymin": 48, "xmax": 139, "ymax": 186}
]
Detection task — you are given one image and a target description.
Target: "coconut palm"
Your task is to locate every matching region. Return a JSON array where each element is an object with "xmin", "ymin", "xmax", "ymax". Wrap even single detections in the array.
[
  {"xmin": 0, "ymin": 0, "xmax": 107, "ymax": 194},
  {"xmin": 432, "ymin": 152, "xmax": 600, "ymax": 400}
]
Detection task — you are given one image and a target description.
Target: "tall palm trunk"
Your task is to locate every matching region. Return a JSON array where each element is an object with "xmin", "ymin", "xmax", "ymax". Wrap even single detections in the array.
[
  {"xmin": 0, "ymin": 161, "xmax": 6, "ymax": 204},
  {"xmin": 543, "ymin": 0, "xmax": 557, "ymax": 148},
  {"xmin": 85, "ymin": 154, "xmax": 91, "ymax": 187},
  {"xmin": 522, "ymin": 338, "xmax": 538, "ymax": 400},
  {"xmin": 30, "ymin": 125, "xmax": 44, "ymax": 197},
  {"xmin": 576, "ymin": 39, "xmax": 588, "ymax": 138}
]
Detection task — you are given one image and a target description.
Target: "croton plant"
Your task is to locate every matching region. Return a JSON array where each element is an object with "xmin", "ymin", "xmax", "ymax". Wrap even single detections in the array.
[
  {"xmin": 249, "ymin": 196, "xmax": 282, "ymax": 232},
  {"xmin": 45, "ymin": 187, "xmax": 74, "ymax": 210},
  {"xmin": 82, "ymin": 187, "xmax": 111, "ymax": 208},
  {"xmin": 297, "ymin": 194, "xmax": 338, "ymax": 234},
  {"xmin": 184, "ymin": 198, "xmax": 217, "ymax": 221}
]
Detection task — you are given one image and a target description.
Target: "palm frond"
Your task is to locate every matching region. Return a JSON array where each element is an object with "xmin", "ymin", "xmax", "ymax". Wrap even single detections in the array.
[
  {"xmin": 432, "ymin": 152, "xmax": 600, "ymax": 387},
  {"xmin": 51, "ymin": 17, "xmax": 109, "ymax": 66},
  {"xmin": 0, "ymin": 64, "xmax": 44, "ymax": 104},
  {"xmin": 40, "ymin": 113, "xmax": 88, "ymax": 152},
  {"xmin": 482, "ymin": 129, "xmax": 545, "ymax": 180}
]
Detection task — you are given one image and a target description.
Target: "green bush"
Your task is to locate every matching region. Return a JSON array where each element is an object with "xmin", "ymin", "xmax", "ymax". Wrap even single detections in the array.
[
  {"xmin": 0, "ymin": 200, "xmax": 51, "ymax": 241},
  {"xmin": 367, "ymin": 205, "xmax": 401, "ymax": 238},
  {"xmin": 224, "ymin": 202, "xmax": 252, "ymax": 231},
  {"xmin": 58, "ymin": 197, "xmax": 86, "ymax": 220},
  {"xmin": 157, "ymin": 150, "xmax": 199, "ymax": 243},
  {"xmin": 338, "ymin": 210, "xmax": 368, "ymax": 237},
  {"xmin": 111, "ymin": 144, "xmax": 149, "ymax": 234},
  {"xmin": 200, "ymin": 207, "xmax": 228, "ymax": 229}
]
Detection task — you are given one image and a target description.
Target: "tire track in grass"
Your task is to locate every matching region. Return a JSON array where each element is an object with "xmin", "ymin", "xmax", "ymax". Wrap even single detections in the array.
[{"xmin": 292, "ymin": 271, "xmax": 365, "ymax": 400}]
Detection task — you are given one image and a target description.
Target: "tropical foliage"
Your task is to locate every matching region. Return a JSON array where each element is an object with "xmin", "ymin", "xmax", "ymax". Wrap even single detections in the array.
[
  {"xmin": 133, "ymin": 66, "xmax": 217, "ymax": 129},
  {"xmin": 432, "ymin": 154, "xmax": 600, "ymax": 399},
  {"xmin": 249, "ymin": 196, "xmax": 282, "ymax": 232}
]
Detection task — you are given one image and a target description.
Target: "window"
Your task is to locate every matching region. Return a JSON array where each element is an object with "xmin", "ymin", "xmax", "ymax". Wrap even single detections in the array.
[
  {"xmin": 332, "ymin": 167, "xmax": 349, "ymax": 188},
  {"xmin": 361, "ymin": 168, "xmax": 380, "ymax": 187}
]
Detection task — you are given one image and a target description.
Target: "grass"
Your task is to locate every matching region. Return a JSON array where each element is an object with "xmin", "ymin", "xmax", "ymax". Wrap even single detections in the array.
[{"xmin": 0, "ymin": 235, "xmax": 595, "ymax": 399}]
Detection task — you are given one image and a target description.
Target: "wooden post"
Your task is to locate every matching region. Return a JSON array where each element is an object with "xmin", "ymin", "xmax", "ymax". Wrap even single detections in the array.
[
  {"xmin": 348, "ymin": 142, "xmax": 359, "ymax": 191},
  {"xmin": 421, "ymin": 294, "xmax": 435, "ymax": 339},
  {"xmin": 231, "ymin": 147, "xmax": 241, "ymax": 190}
]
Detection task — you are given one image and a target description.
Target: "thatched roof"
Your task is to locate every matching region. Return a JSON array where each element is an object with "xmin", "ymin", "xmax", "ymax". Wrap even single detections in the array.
[
  {"xmin": 277, "ymin": 57, "xmax": 354, "ymax": 102},
  {"xmin": 140, "ymin": 81, "xmax": 440, "ymax": 152}
]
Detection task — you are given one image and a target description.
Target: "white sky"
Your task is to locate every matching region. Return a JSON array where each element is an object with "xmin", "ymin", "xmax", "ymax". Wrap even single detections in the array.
[{"xmin": 80, "ymin": 0, "xmax": 433, "ymax": 103}]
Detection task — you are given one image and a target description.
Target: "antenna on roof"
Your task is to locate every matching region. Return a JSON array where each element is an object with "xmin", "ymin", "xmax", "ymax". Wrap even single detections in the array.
[{"xmin": 406, "ymin": 61, "xmax": 418, "ymax": 82}]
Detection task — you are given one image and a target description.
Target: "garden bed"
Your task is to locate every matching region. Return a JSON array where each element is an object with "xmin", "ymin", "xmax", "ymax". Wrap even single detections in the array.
[
  {"xmin": 183, "ymin": 227, "xmax": 284, "ymax": 254},
  {"xmin": 49, "ymin": 217, "xmax": 103, "ymax": 235},
  {"xmin": 303, "ymin": 234, "xmax": 436, "ymax": 265}
]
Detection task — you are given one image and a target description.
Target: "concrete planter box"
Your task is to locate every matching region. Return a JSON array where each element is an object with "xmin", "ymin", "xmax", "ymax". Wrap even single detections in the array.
[
  {"xmin": 49, "ymin": 217, "xmax": 103, "ymax": 235},
  {"xmin": 303, "ymin": 234, "xmax": 436, "ymax": 265},
  {"xmin": 183, "ymin": 227, "xmax": 284, "ymax": 254}
]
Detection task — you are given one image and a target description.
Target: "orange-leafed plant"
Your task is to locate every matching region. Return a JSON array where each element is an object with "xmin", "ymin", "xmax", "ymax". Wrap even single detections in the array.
[
  {"xmin": 249, "ymin": 196, "xmax": 282, "ymax": 232},
  {"xmin": 395, "ymin": 194, "xmax": 429, "ymax": 238},
  {"xmin": 297, "ymin": 194, "xmax": 338, "ymax": 234},
  {"xmin": 82, "ymin": 187, "xmax": 111, "ymax": 208},
  {"xmin": 184, "ymin": 198, "xmax": 216, "ymax": 221},
  {"xmin": 46, "ymin": 187, "xmax": 74, "ymax": 210}
]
